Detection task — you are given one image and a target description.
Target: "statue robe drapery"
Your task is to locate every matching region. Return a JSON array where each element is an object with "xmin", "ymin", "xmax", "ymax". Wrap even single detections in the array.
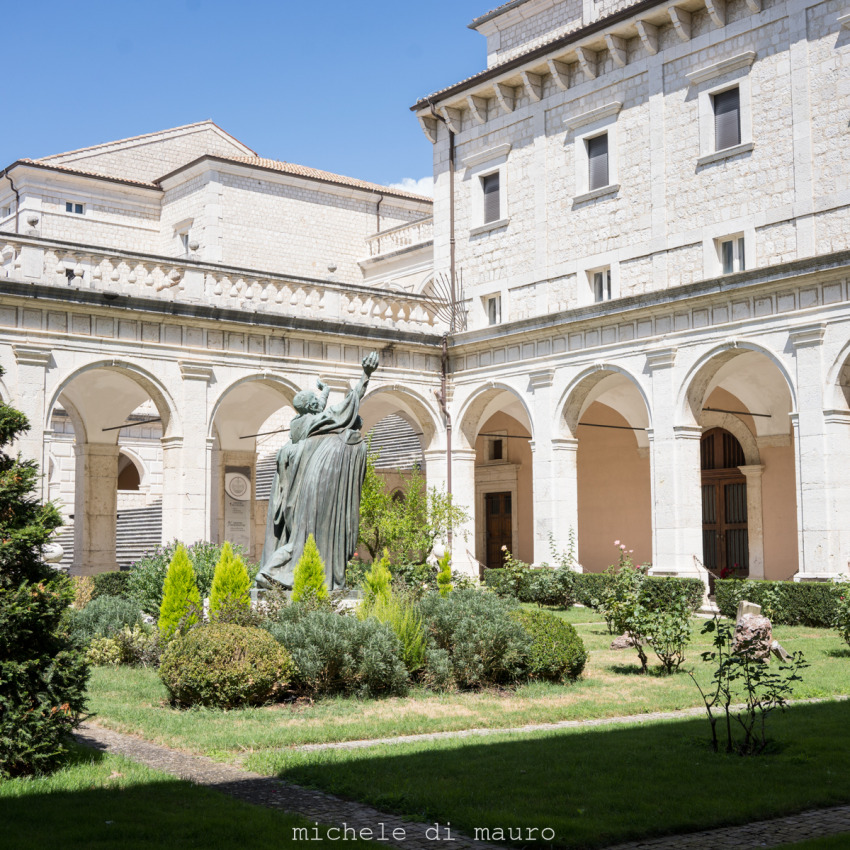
[{"xmin": 257, "ymin": 388, "xmax": 367, "ymax": 591}]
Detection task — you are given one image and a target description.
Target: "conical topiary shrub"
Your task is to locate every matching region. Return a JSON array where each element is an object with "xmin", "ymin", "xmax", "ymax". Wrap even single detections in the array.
[
  {"xmin": 158, "ymin": 543, "xmax": 201, "ymax": 638},
  {"xmin": 209, "ymin": 541, "xmax": 251, "ymax": 621},
  {"xmin": 291, "ymin": 534, "xmax": 328, "ymax": 604},
  {"xmin": 362, "ymin": 548, "xmax": 392, "ymax": 606}
]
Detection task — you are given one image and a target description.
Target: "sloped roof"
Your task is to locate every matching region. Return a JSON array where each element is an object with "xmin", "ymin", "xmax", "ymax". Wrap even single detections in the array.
[
  {"xmin": 8, "ymin": 159, "xmax": 160, "ymax": 189},
  {"xmin": 469, "ymin": 0, "xmax": 535, "ymax": 28},
  {"xmin": 158, "ymin": 155, "xmax": 434, "ymax": 203}
]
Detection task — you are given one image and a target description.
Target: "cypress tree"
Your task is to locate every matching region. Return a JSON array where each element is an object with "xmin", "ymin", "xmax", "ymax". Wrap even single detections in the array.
[
  {"xmin": 0, "ymin": 372, "xmax": 88, "ymax": 777},
  {"xmin": 291, "ymin": 534, "xmax": 328, "ymax": 603},
  {"xmin": 209, "ymin": 541, "xmax": 251, "ymax": 620},
  {"xmin": 436, "ymin": 550, "xmax": 453, "ymax": 597},
  {"xmin": 158, "ymin": 543, "xmax": 201, "ymax": 638}
]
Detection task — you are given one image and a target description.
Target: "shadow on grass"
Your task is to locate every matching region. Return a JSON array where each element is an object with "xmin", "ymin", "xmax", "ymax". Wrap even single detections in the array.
[
  {"xmin": 0, "ymin": 743, "xmax": 379, "ymax": 850},
  {"xmin": 825, "ymin": 648, "xmax": 850, "ymax": 659},
  {"xmin": 261, "ymin": 701, "xmax": 850, "ymax": 850}
]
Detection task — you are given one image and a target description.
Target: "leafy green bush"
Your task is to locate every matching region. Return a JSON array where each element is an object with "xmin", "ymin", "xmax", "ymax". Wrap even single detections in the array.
[
  {"xmin": 509, "ymin": 609, "xmax": 587, "ymax": 682},
  {"xmin": 266, "ymin": 608, "xmax": 408, "ymax": 697},
  {"xmin": 66, "ymin": 595, "xmax": 145, "ymax": 645},
  {"xmin": 160, "ymin": 623, "xmax": 293, "ymax": 708},
  {"xmin": 291, "ymin": 534, "xmax": 329, "ymax": 605},
  {"xmin": 0, "ymin": 382, "xmax": 88, "ymax": 778},
  {"xmin": 361, "ymin": 549, "xmax": 392, "ymax": 605},
  {"xmin": 419, "ymin": 589, "xmax": 530, "ymax": 688},
  {"xmin": 209, "ymin": 542, "xmax": 252, "ymax": 621},
  {"xmin": 714, "ymin": 578, "xmax": 838, "ymax": 627},
  {"xmin": 573, "ymin": 572, "xmax": 607, "ymax": 608},
  {"xmin": 91, "ymin": 570, "xmax": 131, "ymax": 601},
  {"xmin": 358, "ymin": 590, "xmax": 427, "ymax": 674},
  {"xmin": 485, "ymin": 555, "xmax": 576, "ymax": 608},
  {"xmin": 834, "ymin": 581, "xmax": 850, "ymax": 646},
  {"xmin": 86, "ymin": 637, "xmax": 122, "ymax": 666},
  {"xmin": 158, "ymin": 545, "xmax": 201, "ymax": 639},
  {"xmin": 126, "ymin": 540, "xmax": 257, "ymax": 617},
  {"xmin": 436, "ymin": 551, "xmax": 453, "ymax": 597},
  {"xmin": 112, "ymin": 624, "xmax": 163, "ymax": 667}
]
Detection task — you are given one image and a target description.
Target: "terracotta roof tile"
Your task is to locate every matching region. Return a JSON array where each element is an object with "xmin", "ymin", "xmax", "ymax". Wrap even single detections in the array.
[
  {"xmin": 14, "ymin": 159, "xmax": 159, "ymax": 189},
  {"xmin": 219, "ymin": 156, "xmax": 433, "ymax": 203}
]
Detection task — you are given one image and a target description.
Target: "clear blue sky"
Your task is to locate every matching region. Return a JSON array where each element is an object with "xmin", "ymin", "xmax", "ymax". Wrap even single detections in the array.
[{"xmin": 6, "ymin": 1, "xmax": 492, "ymax": 192}]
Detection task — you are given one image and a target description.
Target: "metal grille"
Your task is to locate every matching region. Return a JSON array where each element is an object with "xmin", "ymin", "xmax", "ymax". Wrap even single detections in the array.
[
  {"xmin": 725, "ymin": 482, "xmax": 748, "ymax": 524},
  {"xmin": 713, "ymin": 88, "xmax": 741, "ymax": 151},
  {"xmin": 726, "ymin": 528, "xmax": 749, "ymax": 573},
  {"xmin": 722, "ymin": 431, "xmax": 746, "ymax": 468},
  {"xmin": 702, "ymin": 484, "xmax": 717, "ymax": 523}
]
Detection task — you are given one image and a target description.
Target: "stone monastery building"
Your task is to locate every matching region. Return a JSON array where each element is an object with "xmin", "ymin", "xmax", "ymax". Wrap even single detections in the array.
[{"xmin": 2, "ymin": 0, "xmax": 850, "ymax": 584}]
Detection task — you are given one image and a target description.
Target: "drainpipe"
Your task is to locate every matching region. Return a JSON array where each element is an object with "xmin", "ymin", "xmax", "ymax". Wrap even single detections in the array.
[
  {"xmin": 0, "ymin": 168, "xmax": 20, "ymax": 233},
  {"xmin": 374, "ymin": 193, "xmax": 384, "ymax": 253},
  {"xmin": 428, "ymin": 100, "xmax": 457, "ymax": 552}
]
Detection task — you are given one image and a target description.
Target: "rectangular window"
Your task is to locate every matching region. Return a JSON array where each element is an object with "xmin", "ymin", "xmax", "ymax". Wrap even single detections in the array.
[
  {"xmin": 489, "ymin": 438, "xmax": 504, "ymax": 461},
  {"xmin": 65, "ymin": 202, "xmax": 84, "ymax": 214},
  {"xmin": 713, "ymin": 88, "xmax": 741, "ymax": 151},
  {"xmin": 587, "ymin": 133, "xmax": 609, "ymax": 191},
  {"xmin": 1, "ymin": 206, "xmax": 10, "ymax": 218},
  {"xmin": 482, "ymin": 172, "xmax": 500, "ymax": 223},
  {"xmin": 593, "ymin": 268, "xmax": 612, "ymax": 302},
  {"xmin": 179, "ymin": 232, "xmax": 190, "ymax": 257},
  {"xmin": 65, "ymin": 268, "xmax": 75, "ymax": 284},
  {"xmin": 487, "ymin": 295, "xmax": 502, "ymax": 325},
  {"xmin": 719, "ymin": 236, "xmax": 745, "ymax": 273}
]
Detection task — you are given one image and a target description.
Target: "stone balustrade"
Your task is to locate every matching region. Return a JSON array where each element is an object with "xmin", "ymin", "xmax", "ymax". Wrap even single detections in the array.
[
  {"xmin": 0, "ymin": 232, "xmax": 446, "ymax": 334},
  {"xmin": 366, "ymin": 217, "xmax": 433, "ymax": 257}
]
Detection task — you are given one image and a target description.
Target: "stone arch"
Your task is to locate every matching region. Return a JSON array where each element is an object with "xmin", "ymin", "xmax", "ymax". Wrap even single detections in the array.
[
  {"xmin": 456, "ymin": 382, "xmax": 534, "ymax": 452},
  {"xmin": 677, "ymin": 341, "xmax": 797, "ymax": 432},
  {"xmin": 360, "ymin": 384, "xmax": 442, "ymax": 451},
  {"xmin": 45, "ymin": 359, "xmax": 181, "ymax": 442},
  {"xmin": 825, "ymin": 337, "xmax": 850, "ymax": 410},
  {"xmin": 556, "ymin": 363, "xmax": 652, "ymax": 448},
  {"xmin": 698, "ymin": 409, "xmax": 760, "ymax": 465},
  {"xmin": 117, "ymin": 446, "xmax": 148, "ymax": 491}
]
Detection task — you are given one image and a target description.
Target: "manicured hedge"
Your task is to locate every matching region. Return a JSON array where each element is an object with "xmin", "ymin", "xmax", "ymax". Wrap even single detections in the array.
[
  {"xmin": 714, "ymin": 578, "xmax": 839, "ymax": 627},
  {"xmin": 91, "ymin": 570, "xmax": 132, "ymax": 601},
  {"xmin": 486, "ymin": 568, "xmax": 704, "ymax": 613}
]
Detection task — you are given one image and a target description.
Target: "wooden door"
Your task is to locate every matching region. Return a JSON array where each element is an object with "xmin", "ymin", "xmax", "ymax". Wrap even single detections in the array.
[
  {"xmin": 701, "ymin": 428, "xmax": 749, "ymax": 577},
  {"xmin": 485, "ymin": 491, "xmax": 513, "ymax": 570}
]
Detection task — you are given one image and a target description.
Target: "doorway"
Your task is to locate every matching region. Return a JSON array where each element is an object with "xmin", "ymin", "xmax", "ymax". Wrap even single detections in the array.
[
  {"xmin": 701, "ymin": 428, "xmax": 748, "ymax": 577},
  {"xmin": 485, "ymin": 491, "xmax": 512, "ymax": 570}
]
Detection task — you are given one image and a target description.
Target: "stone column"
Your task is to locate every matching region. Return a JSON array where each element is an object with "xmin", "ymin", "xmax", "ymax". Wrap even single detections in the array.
[
  {"xmin": 12, "ymin": 344, "xmax": 51, "ymax": 498},
  {"xmin": 823, "ymin": 409, "xmax": 850, "ymax": 578},
  {"xmin": 738, "ymin": 464, "xmax": 765, "ymax": 579},
  {"xmin": 528, "ymin": 368, "xmax": 557, "ymax": 564},
  {"xmin": 160, "ymin": 362, "xmax": 213, "ymax": 545},
  {"xmin": 789, "ymin": 325, "xmax": 832, "ymax": 578},
  {"xmin": 646, "ymin": 348, "xmax": 704, "ymax": 578},
  {"xmin": 73, "ymin": 443, "xmax": 119, "ymax": 575},
  {"xmin": 450, "ymin": 448, "xmax": 478, "ymax": 576}
]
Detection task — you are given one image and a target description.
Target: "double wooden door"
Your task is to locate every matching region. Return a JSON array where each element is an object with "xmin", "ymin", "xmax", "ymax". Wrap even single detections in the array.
[{"xmin": 701, "ymin": 428, "xmax": 749, "ymax": 577}]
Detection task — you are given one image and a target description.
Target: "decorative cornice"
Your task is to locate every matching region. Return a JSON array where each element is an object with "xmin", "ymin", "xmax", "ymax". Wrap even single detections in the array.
[
  {"xmin": 13, "ymin": 344, "xmax": 51, "ymax": 367},
  {"xmin": 462, "ymin": 143, "xmax": 512, "ymax": 169},
  {"xmin": 823, "ymin": 409, "xmax": 850, "ymax": 426},
  {"xmin": 179, "ymin": 361, "xmax": 214, "ymax": 381},
  {"xmin": 789, "ymin": 323, "xmax": 826, "ymax": 349},
  {"xmin": 564, "ymin": 102, "xmax": 622, "ymax": 132},
  {"xmin": 673, "ymin": 425, "xmax": 703, "ymax": 440},
  {"xmin": 528, "ymin": 368, "xmax": 555, "ymax": 390},
  {"xmin": 645, "ymin": 348, "xmax": 677, "ymax": 371},
  {"xmin": 686, "ymin": 51, "xmax": 756, "ymax": 85}
]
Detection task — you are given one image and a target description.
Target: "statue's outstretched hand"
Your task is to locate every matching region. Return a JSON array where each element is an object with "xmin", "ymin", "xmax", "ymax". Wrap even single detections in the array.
[
  {"xmin": 362, "ymin": 351, "xmax": 379, "ymax": 376},
  {"xmin": 316, "ymin": 379, "xmax": 327, "ymax": 392}
]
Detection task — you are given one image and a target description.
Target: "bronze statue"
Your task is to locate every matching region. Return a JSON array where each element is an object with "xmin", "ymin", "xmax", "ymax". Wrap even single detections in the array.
[{"xmin": 255, "ymin": 352, "xmax": 379, "ymax": 591}]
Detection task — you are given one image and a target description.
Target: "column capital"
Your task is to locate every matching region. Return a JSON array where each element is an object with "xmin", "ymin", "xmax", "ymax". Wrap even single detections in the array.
[
  {"xmin": 551, "ymin": 437, "xmax": 579, "ymax": 453},
  {"xmin": 13, "ymin": 344, "xmax": 51, "ymax": 367},
  {"xmin": 528, "ymin": 368, "xmax": 555, "ymax": 390},
  {"xmin": 645, "ymin": 347, "xmax": 677, "ymax": 371},
  {"xmin": 738, "ymin": 464, "xmax": 765, "ymax": 479},
  {"xmin": 789, "ymin": 323, "xmax": 826, "ymax": 349},
  {"xmin": 179, "ymin": 360, "xmax": 214, "ymax": 381},
  {"xmin": 160, "ymin": 435, "xmax": 184, "ymax": 450},
  {"xmin": 823, "ymin": 409, "xmax": 850, "ymax": 426},
  {"xmin": 672, "ymin": 424, "xmax": 703, "ymax": 440},
  {"xmin": 452, "ymin": 448, "xmax": 478, "ymax": 464}
]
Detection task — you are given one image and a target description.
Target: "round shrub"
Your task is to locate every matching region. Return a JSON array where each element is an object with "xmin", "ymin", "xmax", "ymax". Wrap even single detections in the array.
[
  {"xmin": 86, "ymin": 637, "xmax": 122, "ymax": 666},
  {"xmin": 159, "ymin": 623, "xmax": 294, "ymax": 708},
  {"xmin": 91, "ymin": 570, "xmax": 132, "ymax": 601},
  {"xmin": 66, "ymin": 595, "xmax": 144, "ymax": 645},
  {"xmin": 419, "ymin": 589, "xmax": 531, "ymax": 688},
  {"xmin": 266, "ymin": 607, "xmax": 409, "ymax": 698},
  {"xmin": 509, "ymin": 609, "xmax": 587, "ymax": 682}
]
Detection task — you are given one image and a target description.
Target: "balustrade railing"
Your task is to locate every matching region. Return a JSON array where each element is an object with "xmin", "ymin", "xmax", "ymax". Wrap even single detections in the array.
[
  {"xmin": 366, "ymin": 217, "xmax": 433, "ymax": 258},
  {"xmin": 0, "ymin": 233, "xmax": 445, "ymax": 334}
]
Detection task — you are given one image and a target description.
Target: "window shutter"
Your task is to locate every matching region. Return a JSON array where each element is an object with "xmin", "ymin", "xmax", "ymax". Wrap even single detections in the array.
[
  {"xmin": 587, "ymin": 134, "xmax": 609, "ymax": 191},
  {"xmin": 713, "ymin": 88, "xmax": 740, "ymax": 151},
  {"xmin": 482, "ymin": 173, "xmax": 500, "ymax": 223}
]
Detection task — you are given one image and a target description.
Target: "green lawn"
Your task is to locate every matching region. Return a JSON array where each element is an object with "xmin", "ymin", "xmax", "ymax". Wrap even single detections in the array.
[
  {"xmin": 0, "ymin": 745, "xmax": 377, "ymax": 849},
  {"xmin": 85, "ymin": 616, "xmax": 850, "ymax": 756},
  {"xmin": 245, "ymin": 701, "xmax": 850, "ymax": 850}
]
